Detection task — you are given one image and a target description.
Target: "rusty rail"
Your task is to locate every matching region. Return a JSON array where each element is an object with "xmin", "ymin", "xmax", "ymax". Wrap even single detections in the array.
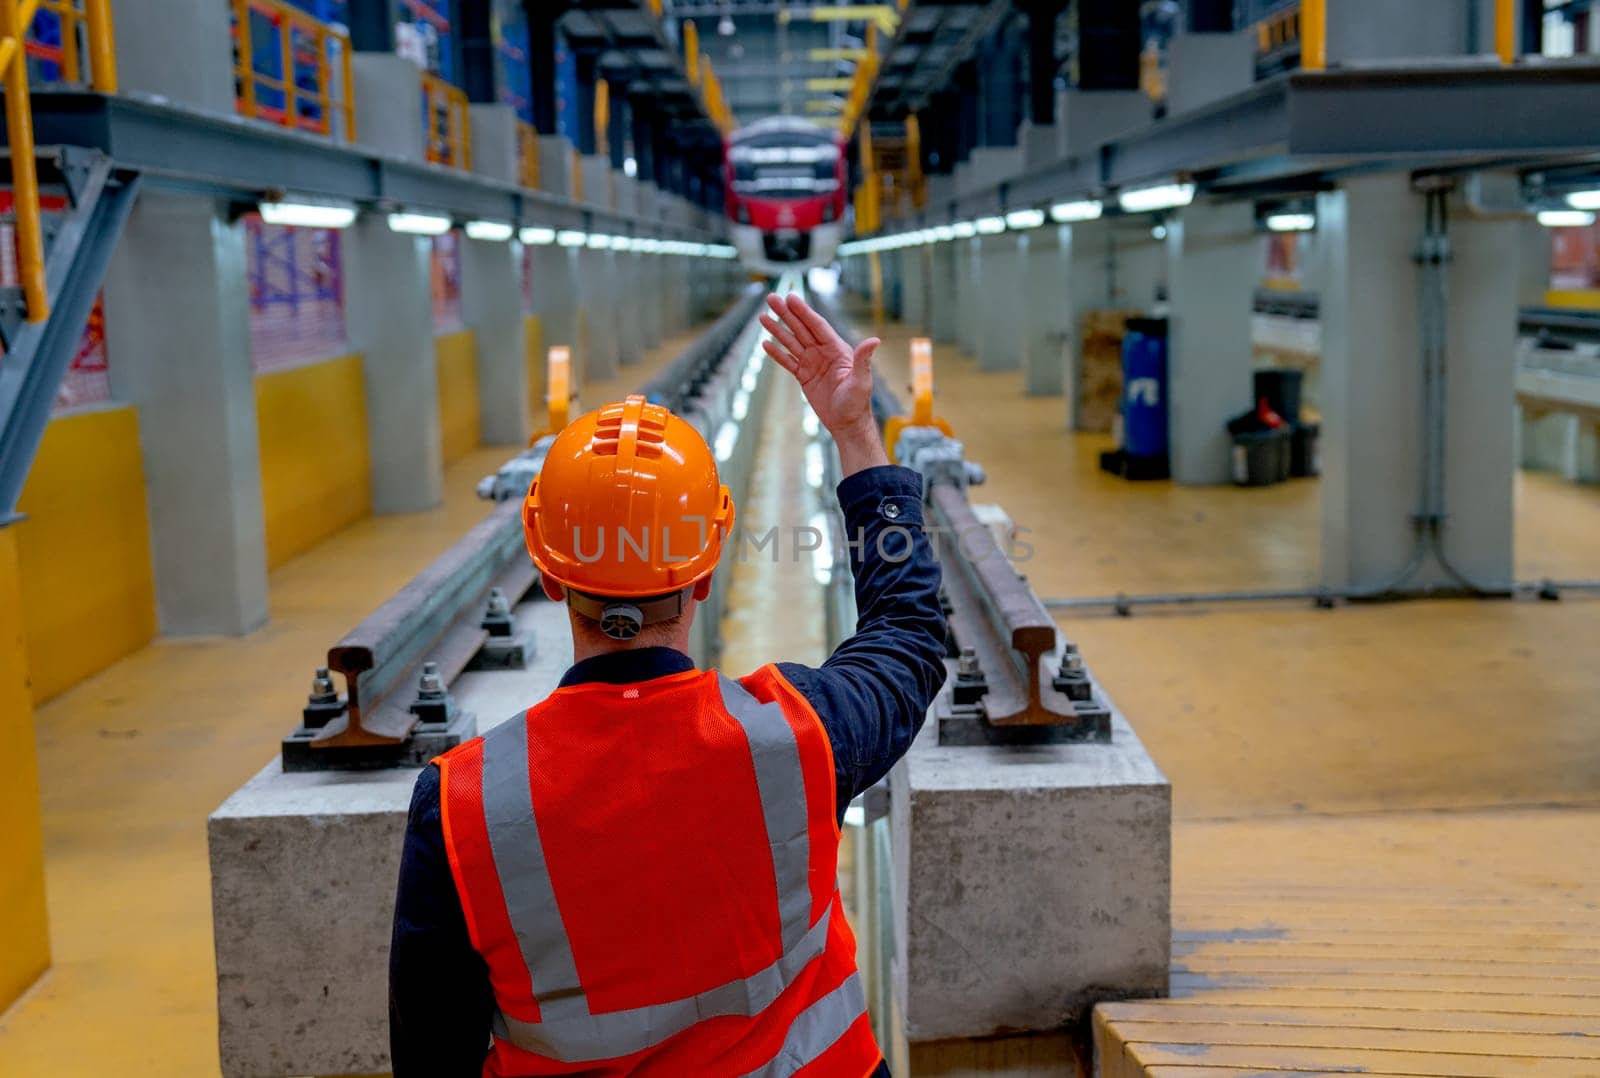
[{"xmin": 310, "ymin": 500, "xmax": 533, "ymax": 750}]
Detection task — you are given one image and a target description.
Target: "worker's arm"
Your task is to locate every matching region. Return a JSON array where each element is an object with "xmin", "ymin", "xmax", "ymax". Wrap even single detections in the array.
[
  {"xmin": 761, "ymin": 293, "xmax": 947, "ymax": 810},
  {"xmin": 390, "ymin": 765, "xmax": 495, "ymax": 1075}
]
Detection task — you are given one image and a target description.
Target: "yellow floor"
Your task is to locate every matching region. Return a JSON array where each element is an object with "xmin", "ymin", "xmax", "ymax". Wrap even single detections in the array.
[
  {"xmin": 860, "ymin": 308, "xmax": 1600, "ymax": 1075},
  {"xmin": 0, "ymin": 326, "xmax": 710, "ymax": 1075}
]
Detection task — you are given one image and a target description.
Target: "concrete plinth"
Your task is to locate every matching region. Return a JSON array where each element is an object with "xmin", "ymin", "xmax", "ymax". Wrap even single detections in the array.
[
  {"xmin": 351, "ymin": 54, "xmax": 425, "ymax": 161},
  {"xmin": 1325, "ymin": 0, "xmax": 1489, "ymax": 62},
  {"xmin": 1166, "ymin": 32, "xmax": 1256, "ymax": 114},
  {"xmin": 888, "ymin": 674, "xmax": 1171, "ymax": 1046},
  {"xmin": 460, "ymin": 236, "xmax": 530, "ymax": 446},
  {"xmin": 1166, "ymin": 199, "xmax": 1257, "ymax": 485},
  {"xmin": 1059, "ymin": 91, "xmax": 1150, "ymax": 157},
  {"xmin": 580, "ymin": 155, "xmax": 616, "ymax": 210},
  {"xmin": 1316, "ymin": 172, "xmax": 1518, "ymax": 591},
  {"xmin": 210, "ymin": 601, "xmax": 573, "ymax": 1078},
  {"xmin": 343, "ymin": 216, "xmax": 442, "ymax": 512},
  {"xmin": 111, "ymin": 0, "xmax": 235, "ymax": 114},
  {"xmin": 103, "ymin": 189, "xmax": 266, "ymax": 635},
  {"xmin": 468, "ymin": 103, "xmax": 520, "ymax": 185},
  {"xmin": 1019, "ymin": 120, "xmax": 1059, "ymax": 170},
  {"xmin": 977, "ymin": 233, "xmax": 1024, "ymax": 372},
  {"xmin": 1520, "ymin": 408, "xmax": 1600, "ymax": 483},
  {"xmin": 538, "ymin": 136, "xmax": 578, "ymax": 199}
]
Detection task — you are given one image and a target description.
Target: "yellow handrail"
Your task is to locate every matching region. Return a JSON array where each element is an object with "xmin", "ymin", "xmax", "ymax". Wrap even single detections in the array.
[
  {"xmin": 421, "ymin": 70, "xmax": 470, "ymax": 169},
  {"xmin": 231, "ymin": 0, "xmax": 355, "ymax": 140},
  {"xmin": 517, "ymin": 120, "xmax": 540, "ymax": 190},
  {"xmin": 1495, "ymin": 0, "xmax": 1516, "ymax": 63},
  {"xmin": 3, "ymin": 0, "xmax": 51, "ymax": 323}
]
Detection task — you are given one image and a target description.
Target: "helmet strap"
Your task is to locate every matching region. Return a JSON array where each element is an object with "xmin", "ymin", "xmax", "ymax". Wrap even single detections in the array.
[{"xmin": 563, "ymin": 586, "xmax": 693, "ymax": 641}]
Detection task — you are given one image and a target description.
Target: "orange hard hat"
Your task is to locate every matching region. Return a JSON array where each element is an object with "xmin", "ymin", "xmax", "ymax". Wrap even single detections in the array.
[{"xmin": 523, "ymin": 395, "xmax": 734, "ymax": 600}]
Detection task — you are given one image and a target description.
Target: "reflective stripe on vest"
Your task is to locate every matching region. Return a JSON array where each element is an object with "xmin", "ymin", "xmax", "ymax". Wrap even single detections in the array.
[{"xmin": 468, "ymin": 672, "xmax": 863, "ymax": 1065}]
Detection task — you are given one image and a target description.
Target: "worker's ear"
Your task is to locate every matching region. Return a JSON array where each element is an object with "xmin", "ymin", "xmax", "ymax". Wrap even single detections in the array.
[
  {"xmin": 692, "ymin": 577, "xmax": 713, "ymax": 603},
  {"xmin": 540, "ymin": 575, "xmax": 565, "ymax": 603}
]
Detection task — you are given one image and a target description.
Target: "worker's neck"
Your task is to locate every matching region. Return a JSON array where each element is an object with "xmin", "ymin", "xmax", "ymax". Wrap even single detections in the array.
[{"xmin": 568, "ymin": 615, "xmax": 695, "ymax": 666}]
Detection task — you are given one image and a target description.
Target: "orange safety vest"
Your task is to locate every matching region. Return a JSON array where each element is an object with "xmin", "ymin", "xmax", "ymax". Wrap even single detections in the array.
[{"xmin": 435, "ymin": 663, "xmax": 883, "ymax": 1078}]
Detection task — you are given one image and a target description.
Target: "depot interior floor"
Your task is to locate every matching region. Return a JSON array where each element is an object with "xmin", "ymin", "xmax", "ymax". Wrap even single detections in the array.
[{"xmin": 2, "ymin": 300, "xmax": 1598, "ymax": 1076}]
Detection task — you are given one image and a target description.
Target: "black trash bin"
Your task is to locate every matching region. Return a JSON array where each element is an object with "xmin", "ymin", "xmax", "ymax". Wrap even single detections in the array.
[
  {"xmin": 1290, "ymin": 421, "xmax": 1320, "ymax": 478},
  {"xmin": 1232, "ymin": 428, "xmax": 1292, "ymax": 486},
  {"xmin": 1254, "ymin": 368, "xmax": 1304, "ymax": 425}
]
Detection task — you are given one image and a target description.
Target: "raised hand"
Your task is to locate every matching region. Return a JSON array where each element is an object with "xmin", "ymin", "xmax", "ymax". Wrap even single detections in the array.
[{"xmin": 759, "ymin": 293, "xmax": 882, "ymax": 444}]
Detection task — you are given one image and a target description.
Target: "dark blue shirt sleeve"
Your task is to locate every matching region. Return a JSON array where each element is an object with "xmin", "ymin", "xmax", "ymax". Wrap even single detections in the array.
[
  {"xmin": 390, "ymin": 763, "xmax": 494, "ymax": 1077},
  {"xmin": 778, "ymin": 464, "xmax": 947, "ymax": 815}
]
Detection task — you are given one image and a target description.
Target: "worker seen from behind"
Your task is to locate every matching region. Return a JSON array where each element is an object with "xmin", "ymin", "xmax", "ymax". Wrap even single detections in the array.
[{"xmin": 390, "ymin": 293, "xmax": 947, "ymax": 1076}]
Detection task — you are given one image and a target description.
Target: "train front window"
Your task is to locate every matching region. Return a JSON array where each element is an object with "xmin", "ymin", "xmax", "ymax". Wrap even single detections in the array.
[{"xmin": 729, "ymin": 138, "xmax": 839, "ymax": 199}]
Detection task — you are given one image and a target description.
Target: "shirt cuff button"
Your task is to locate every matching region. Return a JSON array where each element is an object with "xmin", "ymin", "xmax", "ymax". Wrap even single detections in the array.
[{"xmin": 882, "ymin": 501, "xmax": 902, "ymax": 520}]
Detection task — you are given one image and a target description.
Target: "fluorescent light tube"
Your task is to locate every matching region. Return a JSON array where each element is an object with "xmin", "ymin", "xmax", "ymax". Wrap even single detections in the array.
[
  {"xmin": 587, "ymin": 233, "xmax": 614, "ymax": 249},
  {"xmin": 1005, "ymin": 209, "xmax": 1046, "ymax": 230},
  {"xmin": 951, "ymin": 221, "xmax": 977, "ymax": 239},
  {"xmin": 1537, "ymin": 209, "xmax": 1596, "ymax": 228},
  {"xmin": 519, "ymin": 226, "xmax": 557, "ymax": 246},
  {"xmin": 933, "ymin": 225, "xmax": 956, "ymax": 241},
  {"xmin": 259, "ymin": 199, "xmax": 357, "ymax": 229},
  {"xmin": 556, "ymin": 230, "xmax": 587, "ymax": 247},
  {"xmin": 1265, "ymin": 212, "xmax": 1316, "ymax": 233},
  {"xmin": 1564, "ymin": 189, "xmax": 1600, "ymax": 211},
  {"xmin": 975, "ymin": 216, "xmax": 1006, "ymax": 234},
  {"xmin": 1118, "ymin": 182, "xmax": 1195, "ymax": 214},
  {"xmin": 386, "ymin": 211, "xmax": 453, "ymax": 236},
  {"xmin": 1049, "ymin": 199, "xmax": 1103, "ymax": 223},
  {"xmin": 464, "ymin": 219, "xmax": 514, "ymax": 242}
]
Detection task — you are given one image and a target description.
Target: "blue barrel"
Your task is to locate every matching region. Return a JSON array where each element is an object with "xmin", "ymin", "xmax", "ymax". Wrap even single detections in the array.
[{"xmin": 1120, "ymin": 317, "xmax": 1170, "ymax": 459}]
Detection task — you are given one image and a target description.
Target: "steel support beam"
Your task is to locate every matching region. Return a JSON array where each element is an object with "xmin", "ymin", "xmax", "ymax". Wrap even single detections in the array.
[
  {"xmin": 456, "ymin": 0, "xmax": 496, "ymax": 104},
  {"xmin": 1076, "ymin": 0, "xmax": 1141, "ymax": 90},
  {"xmin": 524, "ymin": 0, "xmax": 561, "ymax": 135},
  {"xmin": 346, "ymin": 0, "xmax": 396, "ymax": 53}
]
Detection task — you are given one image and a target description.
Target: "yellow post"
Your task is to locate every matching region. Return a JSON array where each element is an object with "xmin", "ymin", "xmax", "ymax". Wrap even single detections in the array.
[
  {"xmin": 1495, "ymin": 0, "xmax": 1516, "ymax": 63},
  {"xmin": 0, "ymin": 524, "xmax": 51, "ymax": 1013},
  {"xmin": 1300, "ymin": 0, "xmax": 1326, "ymax": 71},
  {"xmin": 234, "ymin": 0, "xmax": 256, "ymax": 117},
  {"xmin": 338, "ymin": 30, "xmax": 355, "ymax": 138},
  {"xmin": 1, "ymin": 0, "xmax": 48, "ymax": 323},
  {"xmin": 868, "ymin": 250, "xmax": 884, "ymax": 324},
  {"xmin": 58, "ymin": 4, "xmax": 80, "ymax": 83},
  {"xmin": 909, "ymin": 337, "xmax": 934, "ymax": 426},
  {"xmin": 684, "ymin": 19, "xmax": 700, "ymax": 84},
  {"xmin": 545, "ymin": 346, "xmax": 572, "ymax": 436},
  {"xmin": 594, "ymin": 78, "xmax": 609, "ymax": 152},
  {"xmin": 85, "ymin": 0, "xmax": 118, "ymax": 91},
  {"xmin": 278, "ymin": 14, "xmax": 295, "ymax": 127}
]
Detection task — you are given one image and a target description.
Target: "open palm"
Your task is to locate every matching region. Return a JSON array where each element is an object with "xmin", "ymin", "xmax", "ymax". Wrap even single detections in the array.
[{"xmin": 759, "ymin": 292, "xmax": 880, "ymax": 436}]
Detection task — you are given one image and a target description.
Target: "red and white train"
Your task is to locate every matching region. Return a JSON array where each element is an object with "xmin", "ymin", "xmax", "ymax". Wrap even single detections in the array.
[{"xmin": 724, "ymin": 117, "xmax": 849, "ymax": 276}]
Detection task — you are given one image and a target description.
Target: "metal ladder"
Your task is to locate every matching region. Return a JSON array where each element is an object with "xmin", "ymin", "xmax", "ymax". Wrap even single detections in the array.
[{"xmin": 0, "ymin": 145, "xmax": 139, "ymax": 518}]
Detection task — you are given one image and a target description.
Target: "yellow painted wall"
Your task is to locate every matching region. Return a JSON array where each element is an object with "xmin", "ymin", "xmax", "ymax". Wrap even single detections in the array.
[
  {"xmin": 15, "ymin": 405, "xmax": 157, "ymax": 705},
  {"xmin": 0, "ymin": 525, "xmax": 50, "ymax": 1012},
  {"xmin": 1544, "ymin": 288, "xmax": 1600, "ymax": 311},
  {"xmin": 524, "ymin": 313, "xmax": 545, "ymax": 435},
  {"xmin": 435, "ymin": 330, "xmax": 481, "ymax": 464},
  {"xmin": 255, "ymin": 354, "xmax": 373, "ymax": 570}
]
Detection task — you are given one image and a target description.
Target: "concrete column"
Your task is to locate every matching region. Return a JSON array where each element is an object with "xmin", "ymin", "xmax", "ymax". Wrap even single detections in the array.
[
  {"xmin": 928, "ymin": 242, "xmax": 960, "ymax": 344},
  {"xmin": 633, "ymin": 251, "xmax": 661, "ymax": 350},
  {"xmin": 529, "ymin": 244, "xmax": 580, "ymax": 398},
  {"xmin": 614, "ymin": 251, "xmax": 644, "ymax": 366},
  {"xmin": 577, "ymin": 248, "xmax": 620, "ymax": 384},
  {"xmin": 977, "ymin": 232, "xmax": 1024, "ymax": 372},
  {"xmin": 103, "ymin": 189, "xmax": 267, "ymax": 634},
  {"xmin": 1064, "ymin": 219, "xmax": 1112, "ymax": 430},
  {"xmin": 1165, "ymin": 199, "xmax": 1257, "ymax": 485},
  {"xmin": 1519, "ymin": 218, "xmax": 1554, "ymax": 307},
  {"xmin": 900, "ymin": 246, "xmax": 929, "ymax": 332},
  {"xmin": 1021, "ymin": 225, "xmax": 1072, "ymax": 397},
  {"xmin": 110, "ymin": 0, "xmax": 235, "ymax": 114},
  {"xmin": 459, "ymin": 236, "xmax": 530, "ymax": 446},
  {"xmin": 1316, "ymin": 172, "xmax": 1518, "ymax": 591},
  {"xmin": 956, "ymin": 238, "xmax": 983, "ymax": 355},
  {"xmin": 343, "ymin": 215, "xmax": 443, "ymax": 513}
]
